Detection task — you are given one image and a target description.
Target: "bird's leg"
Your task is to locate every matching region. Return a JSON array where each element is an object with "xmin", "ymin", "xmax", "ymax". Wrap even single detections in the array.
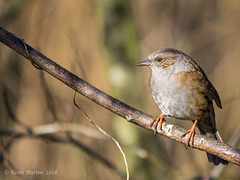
[
  {"xmin": 181, "ymin": 119, "xmax": 198, "ymax": 147},
  {"xmin": 150, "ymin": 114, "xmax": 165, "ymax": 134}
]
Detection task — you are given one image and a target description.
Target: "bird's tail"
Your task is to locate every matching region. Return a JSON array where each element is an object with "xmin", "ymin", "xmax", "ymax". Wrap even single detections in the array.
[{"xmin": 197, "ymin": 117, "xmax": 228, "ymax": 165}]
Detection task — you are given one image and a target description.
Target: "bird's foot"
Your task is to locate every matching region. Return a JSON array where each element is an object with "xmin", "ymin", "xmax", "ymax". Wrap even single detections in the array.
[
  {"xmin": 181, "ymin": 119, "xmax": 198, "ymax": 147},
  {"xmin": 150, "ymin": 114, "xmax": 165, "ymax": 135}
]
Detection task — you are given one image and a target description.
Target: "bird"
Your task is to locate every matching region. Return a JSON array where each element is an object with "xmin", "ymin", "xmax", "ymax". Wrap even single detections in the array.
[{"xmin": 137, "ymin": 48, "xmax": 228, "ymax": 165}]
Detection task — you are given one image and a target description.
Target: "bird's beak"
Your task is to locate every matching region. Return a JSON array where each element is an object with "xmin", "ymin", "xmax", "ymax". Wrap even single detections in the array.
[{"xmin": 137, "ymin": 59, "xmax": 151, "ymax": 66}]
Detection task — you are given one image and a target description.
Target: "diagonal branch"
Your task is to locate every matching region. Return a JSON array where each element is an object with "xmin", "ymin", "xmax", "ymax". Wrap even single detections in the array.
[{"xmin": 0, "ymin": 26, "xmax": 240, "ymax": 165}]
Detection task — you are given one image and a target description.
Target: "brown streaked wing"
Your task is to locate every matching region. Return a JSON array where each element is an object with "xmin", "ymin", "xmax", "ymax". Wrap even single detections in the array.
[{"xmin": 187, "ymin": 58, "xmax": 222, "ymax": 109}]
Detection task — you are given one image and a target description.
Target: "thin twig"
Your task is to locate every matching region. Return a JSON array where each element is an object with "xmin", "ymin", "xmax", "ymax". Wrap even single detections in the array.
[
  {"xmin": 22, "ymin": 39, "xmax": 42, "ymax": 70},
  {"xmin": 68, "ymin": 134, "xmax": 125, "ymax": 179},
  {"xmin": 73, "ymin": 91, "xmax": 129, "ymax": 180},
  {"xmin": 31, "ymin": 122, "xmax": 107, "ymax": 139},
  {"xmin": 40, "ymin": 72, "xmax": 59, "ymax": 121}
]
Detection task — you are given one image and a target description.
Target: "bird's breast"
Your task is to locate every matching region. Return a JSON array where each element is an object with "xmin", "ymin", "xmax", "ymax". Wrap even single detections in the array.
[{"xmin": 150, "ymin": 69, "xmax": 208, "ymax": 120}]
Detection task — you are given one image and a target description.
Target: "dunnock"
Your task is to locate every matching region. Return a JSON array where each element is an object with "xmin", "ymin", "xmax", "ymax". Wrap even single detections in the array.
[{"xmin": 137, "ymin": 48, "xmax": 228, "ymax": 165}]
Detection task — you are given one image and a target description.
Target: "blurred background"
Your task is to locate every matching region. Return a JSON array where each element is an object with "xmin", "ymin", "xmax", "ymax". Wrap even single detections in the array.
[{"xmin": 0, "ymin": 0, "xmax": 240, "ymax": 179}]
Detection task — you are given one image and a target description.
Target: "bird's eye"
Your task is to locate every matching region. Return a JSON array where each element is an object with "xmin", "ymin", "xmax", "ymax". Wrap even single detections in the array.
[{"xmin": 156, "ymin": 57, "xmax": 162, "ymax": 62}]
